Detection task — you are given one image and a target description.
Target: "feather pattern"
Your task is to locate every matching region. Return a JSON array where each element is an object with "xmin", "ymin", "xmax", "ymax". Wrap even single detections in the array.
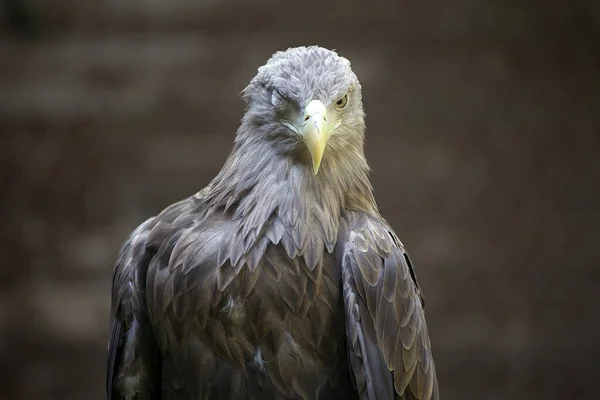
[
  {"xmin": 340, "ymin": 212, "xmax": 438, "ymax": 399},
  {"xmin": 106, "ymin": 46, "xmax": 437, "ymax": 399}
]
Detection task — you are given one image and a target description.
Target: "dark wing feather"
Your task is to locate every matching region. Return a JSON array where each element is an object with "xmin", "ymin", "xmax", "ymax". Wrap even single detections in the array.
[
  {"xmin": 106, "ymin": 318, "xmax": 122, "ymax": 400},
  {"xmin": 107, "ymin": 194, "xmax": 202, "ymax": 399},
  {"xmin": 106, "ymin": 218, "xmax": 161, "ymax": 400},
  {"xmin": 341, "ymin": 212, "xmax": 439, "ymax": 400}
]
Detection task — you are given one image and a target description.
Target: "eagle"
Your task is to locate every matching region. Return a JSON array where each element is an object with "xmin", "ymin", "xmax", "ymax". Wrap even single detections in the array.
[{"xmin": 107, "ymin": 46, "xmax": 439, "ymax": 400}]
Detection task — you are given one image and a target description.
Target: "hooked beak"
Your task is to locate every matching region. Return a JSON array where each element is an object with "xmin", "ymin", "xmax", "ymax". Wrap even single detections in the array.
[{"xmin": 299, "ymin": 100, "xmax": 330, "ymax": 175}]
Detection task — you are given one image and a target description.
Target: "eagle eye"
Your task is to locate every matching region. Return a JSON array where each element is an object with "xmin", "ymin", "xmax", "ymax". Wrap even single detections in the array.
[
  {"xmin": 335, "ymin": 94, "xmax": 348, "ymax": 109},
  {"xmin": 271, "ymin": 90, "xmax": 288, "ymax": 109}
]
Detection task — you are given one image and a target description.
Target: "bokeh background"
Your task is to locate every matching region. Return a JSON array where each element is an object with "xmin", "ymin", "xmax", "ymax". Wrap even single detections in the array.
[{"xmin": 1, "ymin": 1, "xmax": 599, "ymax": 399}]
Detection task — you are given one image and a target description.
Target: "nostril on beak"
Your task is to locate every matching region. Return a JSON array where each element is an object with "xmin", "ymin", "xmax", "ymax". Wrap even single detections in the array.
[{"xmin": 303, "ymin": 113, "xmax": 326, "ymax": 124}]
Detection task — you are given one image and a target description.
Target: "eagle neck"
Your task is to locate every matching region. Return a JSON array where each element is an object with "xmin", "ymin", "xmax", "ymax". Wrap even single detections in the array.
[{"xmin": 202, "ymin": 134, "xmax": 376, "ymax": 266}]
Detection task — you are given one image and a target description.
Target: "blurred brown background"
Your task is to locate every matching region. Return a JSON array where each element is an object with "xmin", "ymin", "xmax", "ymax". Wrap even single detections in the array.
[{"xmin": 1, "ymin": 0, "xmax": 599, "ymax": 399}]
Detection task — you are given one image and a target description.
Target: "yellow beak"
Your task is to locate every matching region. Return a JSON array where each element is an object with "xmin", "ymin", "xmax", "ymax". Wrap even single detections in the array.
[{"xmin": 300, "ymin": 100, "xmax": 330, "ymax": 175}]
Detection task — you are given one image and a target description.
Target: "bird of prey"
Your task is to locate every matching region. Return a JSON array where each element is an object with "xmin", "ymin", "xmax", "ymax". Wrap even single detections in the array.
[{"xmin": 107, "ymin": 46, "xmax": 438, "ymax": 400}]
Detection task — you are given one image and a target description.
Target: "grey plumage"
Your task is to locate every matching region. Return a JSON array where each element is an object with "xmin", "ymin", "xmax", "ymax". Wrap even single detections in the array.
[{"xmin": 107, "ymin": 46, "xmax": 438, "ymax": 400}]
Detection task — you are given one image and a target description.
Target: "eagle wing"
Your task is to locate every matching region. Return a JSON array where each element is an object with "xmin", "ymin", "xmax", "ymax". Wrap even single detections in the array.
[
  {"xmin": 340, "ymin": 211, "xmax": 438, "ymax": 399},
  {"xmin": 106, "ymin": 196, "xmax": 199, "ymax": 400},
  {"xmin": 106, "ymin": 217, "xmax": 161, "ymax": 400}
]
